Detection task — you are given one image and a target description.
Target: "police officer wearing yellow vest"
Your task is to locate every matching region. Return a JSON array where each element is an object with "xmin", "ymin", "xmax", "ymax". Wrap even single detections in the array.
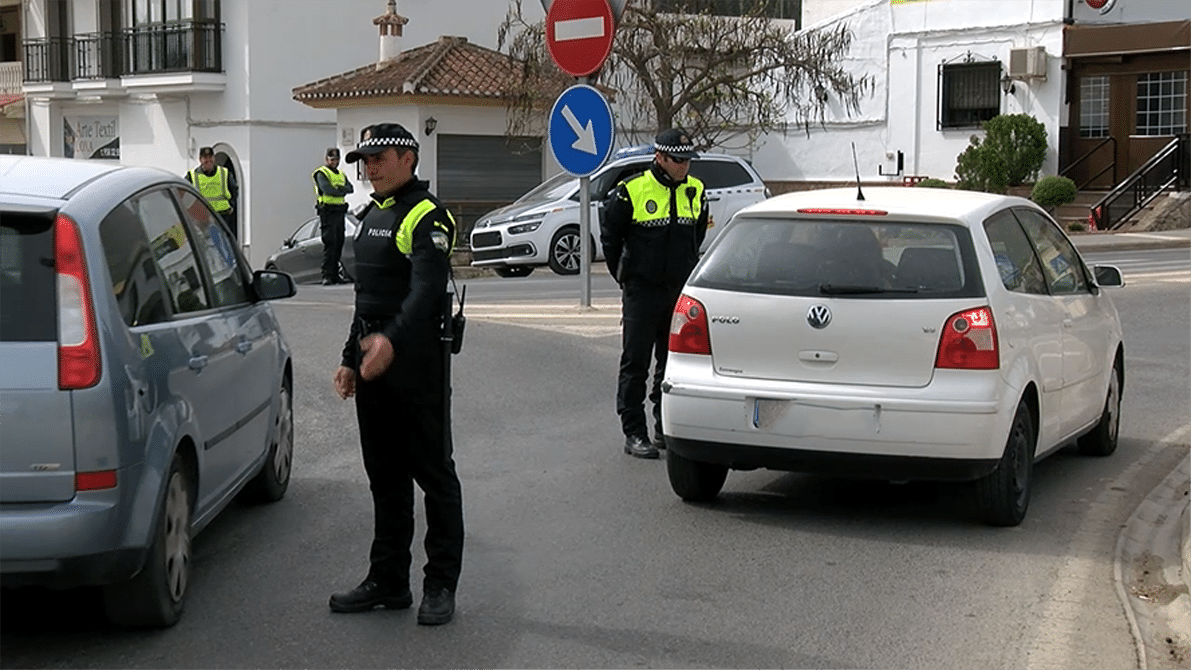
[
  {"xmin": 312, "ymin": 147, "xmax": 355, "ymax": 284},
  {"xmin": 186, "ymin": 146, "xmax": 238, "ymax": 237},
  {"xmin": 329, "ymin": 123, "xmax": 464, "ymax": 625},
  {"xmin": 601, "ymin": 128, "xmax": 709, "ymax": 459}
]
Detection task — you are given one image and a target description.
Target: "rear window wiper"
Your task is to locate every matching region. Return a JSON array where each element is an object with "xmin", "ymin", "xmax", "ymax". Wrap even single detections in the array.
[{"xmin": 818, "ymin": 284, "xmax": 919, "ymax": 295}]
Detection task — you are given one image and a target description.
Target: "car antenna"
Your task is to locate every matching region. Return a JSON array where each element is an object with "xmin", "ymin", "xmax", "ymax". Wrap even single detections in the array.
[{"xmin": 851, "ymin": 142, "xmax": 865, "ymax": 201}]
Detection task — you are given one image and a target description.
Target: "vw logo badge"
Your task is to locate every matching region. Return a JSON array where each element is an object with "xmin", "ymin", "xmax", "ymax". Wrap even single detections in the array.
[{"xmin": 807, "ymin": 304, "xmax": 832, "ymax": 329}]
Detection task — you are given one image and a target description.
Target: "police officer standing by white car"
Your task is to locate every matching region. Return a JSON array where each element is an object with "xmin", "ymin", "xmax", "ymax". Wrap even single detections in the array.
[
  {"xmin": 329, "ymin": 123, "xmax": 464, "ymax": 625},
  {"xmin": 601, "ymin": 129, "xmax": 709, "ymax": 459}
]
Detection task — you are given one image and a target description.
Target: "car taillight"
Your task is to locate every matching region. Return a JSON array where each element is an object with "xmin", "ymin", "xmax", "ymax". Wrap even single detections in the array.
[
  {"xmin": 669, "ymin": 294, "xmax": 711, "ymax": 355},
  {"xmin": 55, "ymin": 214, "xmax": 101, "ymax": 389},
  {"xmin": 935, "ymin": 306, "xmax": 999, "ymax": 370},
  {"xmin": 76, "ymin": 470, "xmax": 117, "ymax": 491}
]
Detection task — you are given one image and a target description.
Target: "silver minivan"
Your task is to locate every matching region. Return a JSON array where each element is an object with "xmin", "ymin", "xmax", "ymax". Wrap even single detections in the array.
[
  {"xmin": 470, "ymin": 146, "xmax": 769, "ymax": 277},
  {"xmin": 0, "ymin": 156, "xmax": 297, "ymax": 627}
]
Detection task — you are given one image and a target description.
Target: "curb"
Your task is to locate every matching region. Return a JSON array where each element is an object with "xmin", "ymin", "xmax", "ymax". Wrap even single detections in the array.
[{"xmin": 1116, "ymin": 454, "xmax": 1191, "ymax": 670}]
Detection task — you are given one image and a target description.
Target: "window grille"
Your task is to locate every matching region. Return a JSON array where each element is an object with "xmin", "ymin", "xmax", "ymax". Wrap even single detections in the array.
[
  {"xmin": 1136, "ymin": 71, "xmax": 1187, "ymax": 136},
  {"xmin": 1079, "ymin": 75, "xmax": 1110, "ymax": 139},
  {"xmin": 938, "ymin": 61, "xmax": 1001, "ymax": 129}
]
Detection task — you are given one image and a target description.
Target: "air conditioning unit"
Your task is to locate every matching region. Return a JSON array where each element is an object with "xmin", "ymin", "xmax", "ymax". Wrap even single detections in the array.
[{"xmin": 1008, "ymin": 47, "xmax": 1047, "ymax": 80}]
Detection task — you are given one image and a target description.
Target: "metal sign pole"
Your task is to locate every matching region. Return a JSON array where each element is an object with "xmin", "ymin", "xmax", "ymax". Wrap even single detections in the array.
[{"xmin": 578, "ymin": 76, "xmax": 592, "ymax": 309}]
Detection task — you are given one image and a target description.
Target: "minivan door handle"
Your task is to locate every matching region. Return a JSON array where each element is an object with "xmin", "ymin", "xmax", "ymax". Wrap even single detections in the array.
[
  {"xmin": 236, "ymin": 340, "xmax": 253, "ymax": 354},
  {"xmin": 188, "ymin": 355, "xmax": 209, "ymax": 370}
]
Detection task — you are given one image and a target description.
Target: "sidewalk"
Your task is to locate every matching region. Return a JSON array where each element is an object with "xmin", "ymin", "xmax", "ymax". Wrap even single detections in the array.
[{"xmin": 1069, "ymin": 226, "xmax": 1191, "ymax": 253}]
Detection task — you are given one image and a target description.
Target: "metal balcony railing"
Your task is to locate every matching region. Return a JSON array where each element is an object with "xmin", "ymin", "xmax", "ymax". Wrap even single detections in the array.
[
  {"xmin": 73, "ymin": 32, "xmax": 124, "ymax": 80},
  {"xmin": 1091, "ymin": 134, "xmax": 1189, "ymax": 231},
  {"xmin": 123, "ymin": 21, "xmax": 223, "ymax": 75},
  {"xmin": 21, "ymin": 21, "xmax": 223, "ymax": 84},
  {"xmin": 22, "ymin": 37, "xmax": 72, "ymax": 83}
]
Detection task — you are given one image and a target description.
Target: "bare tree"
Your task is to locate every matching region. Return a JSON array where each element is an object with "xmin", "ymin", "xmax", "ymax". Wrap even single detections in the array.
[{"xmin": 498, "ymin": 0, "xmax": 871, "ymax": 149}]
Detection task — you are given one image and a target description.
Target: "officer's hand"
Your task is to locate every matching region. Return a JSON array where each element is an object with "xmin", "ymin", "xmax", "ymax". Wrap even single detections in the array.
[
  {"xmin": 358, "ymin": 333, "xmax": 394, "ymax": 381},
  {"xmin": 334, "ymin": 365, "xmax": 356, "ymax": 399}
]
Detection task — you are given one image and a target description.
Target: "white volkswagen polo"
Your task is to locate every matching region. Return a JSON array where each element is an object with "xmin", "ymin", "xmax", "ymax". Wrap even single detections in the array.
[{"xmin": 661, "ymin": 187, "xmax": 1125, "ymax": 526}]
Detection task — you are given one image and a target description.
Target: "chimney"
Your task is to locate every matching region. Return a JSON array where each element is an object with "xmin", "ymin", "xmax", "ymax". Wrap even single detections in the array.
[{"xmin": 375, "ymin": 0, "xmax": 409, "ymax": 67}]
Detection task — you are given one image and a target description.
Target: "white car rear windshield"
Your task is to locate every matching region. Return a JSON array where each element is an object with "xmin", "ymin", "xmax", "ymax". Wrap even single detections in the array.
[{"xmin": 691, "ymin": 217, "xmax": 985, "ymax": 299}]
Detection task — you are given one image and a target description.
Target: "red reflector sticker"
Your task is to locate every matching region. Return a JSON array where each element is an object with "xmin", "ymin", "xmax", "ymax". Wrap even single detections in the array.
[{"xmin": 76, "ymin": 470, "xmax": 117, "ymax": 491}]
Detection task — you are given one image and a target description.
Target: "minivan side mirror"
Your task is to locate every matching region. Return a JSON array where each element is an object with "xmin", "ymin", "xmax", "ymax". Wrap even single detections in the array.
[{"xmin": 253, "ymin": 269, "xmax": 297, "ymax": 300}]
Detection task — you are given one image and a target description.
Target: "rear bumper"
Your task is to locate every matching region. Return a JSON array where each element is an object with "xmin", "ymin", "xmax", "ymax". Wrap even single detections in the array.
[
  {"xmin": 668, "ymin": 437, "xmax": 999, "ymax": 481},
  {"xmin": 0, "ymin": 492, "xmax": 146, "ymax": 588}
]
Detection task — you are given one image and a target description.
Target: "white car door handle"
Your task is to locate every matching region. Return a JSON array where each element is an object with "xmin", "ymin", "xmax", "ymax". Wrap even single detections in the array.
[
  {"xmin": 188, "ymin": 355, "xmax": 208, "ymax": 370},
  {"xmin": 237, "ymin": 340, "xmax": 253, "ymax": 354}
]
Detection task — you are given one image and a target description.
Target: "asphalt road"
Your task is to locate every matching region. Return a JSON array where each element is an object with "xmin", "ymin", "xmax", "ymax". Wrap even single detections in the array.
[{"xmin": 1, "ymin": 248, "xmax": 1187, "ymax": 669}]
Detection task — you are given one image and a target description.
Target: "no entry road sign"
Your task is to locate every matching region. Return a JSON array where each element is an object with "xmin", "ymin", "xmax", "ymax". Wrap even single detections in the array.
[{"xmin": 546, "ymin": 0, "xmax": 615, "ymax": 78}]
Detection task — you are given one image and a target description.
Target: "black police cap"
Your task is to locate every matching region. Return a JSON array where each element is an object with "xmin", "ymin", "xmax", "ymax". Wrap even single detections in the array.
[
  {"xmin": 345, "ymin": 123, "xmax": 419, "ymax": 163},
  {"xmin": 654, "ymin": 128, "xmax": 698, "ymax": 159}
]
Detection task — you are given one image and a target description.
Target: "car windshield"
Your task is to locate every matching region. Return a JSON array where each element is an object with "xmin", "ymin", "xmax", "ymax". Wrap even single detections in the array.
[
  {"xmin": 690, "ymin": 216, "xmax": 984, "ymax": 299},
  {"xmin": 515, "ymin": 171, "xmax": 576, "ymax": 204}
]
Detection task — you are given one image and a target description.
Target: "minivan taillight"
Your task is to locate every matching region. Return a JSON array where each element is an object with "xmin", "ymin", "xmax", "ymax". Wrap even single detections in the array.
[
  {"xmin": 669, "ymin": 294, "xmax": 711, "ymax": 355},
  {"xmin": 935, "ymin": 306, "xmax": 999, "ymax": 370},
  {"xmin": 55, "ymin": 214, "xmax": 101, "ymax": 389}
]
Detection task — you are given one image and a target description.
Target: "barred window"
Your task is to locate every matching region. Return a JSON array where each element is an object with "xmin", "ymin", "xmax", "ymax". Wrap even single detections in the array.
[
  {"xmin": 1136, "ymin": 71, "xmax": 1187, "ymax": 136},
  {"xmin": 1079, "ymin": 75, "xmax": 1110, "ymax": 139},
  {"xmin": 939, "ymin": 61, "xmax": 1001, "ymax": 129}
]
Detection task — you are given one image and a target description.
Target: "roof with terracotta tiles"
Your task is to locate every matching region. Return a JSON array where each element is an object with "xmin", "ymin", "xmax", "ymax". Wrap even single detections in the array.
[{"xmin": 292, "ymin": 36, "xmax": 572, "ymax": 106}]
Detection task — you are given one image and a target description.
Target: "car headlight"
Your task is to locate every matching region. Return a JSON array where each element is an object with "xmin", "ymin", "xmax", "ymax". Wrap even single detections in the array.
[{"xmin": 508, "ymin": 221, "xmax": 543, "ymax": 234}]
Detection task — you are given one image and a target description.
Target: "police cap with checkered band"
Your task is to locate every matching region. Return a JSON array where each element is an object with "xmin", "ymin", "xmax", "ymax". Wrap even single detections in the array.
[
  {"xmin": 345, "ymin": 123, "xmax": 420, "ymax": 163},
  {"xmin": 654, "ymin": 128, "xmax": 698, "ymax": 160}
]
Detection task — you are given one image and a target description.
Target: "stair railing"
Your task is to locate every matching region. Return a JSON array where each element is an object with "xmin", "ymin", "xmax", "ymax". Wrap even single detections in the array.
[{"xmin": 1090, "ymin": 134, "xmax": 1186, "ymax": 231}]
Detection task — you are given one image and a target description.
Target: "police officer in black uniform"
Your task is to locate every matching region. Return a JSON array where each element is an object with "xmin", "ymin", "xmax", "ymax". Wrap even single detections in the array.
[
  {"xmin": 329, "ymin": 123, "xmax": 464, "ymax": 626},
  {"xmin": 601, "ymin": 129, "xmax": 709, "ymax": 459}
]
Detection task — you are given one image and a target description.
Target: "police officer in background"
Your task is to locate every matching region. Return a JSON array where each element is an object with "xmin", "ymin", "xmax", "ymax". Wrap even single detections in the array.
[
  {"xmin": 329, "ymin": 123, "xmax": 464, "ymax": 626},
  {"xmin": 186, "ymin": 146, "xmax": 239, "ymax": 237},
  {"xmin": 312, "ymin": 147, "xmax": 355, "ymax": 285},
  {"xmin": 601, "ymin": 129, "xmax": 709, "ymax": 460}
]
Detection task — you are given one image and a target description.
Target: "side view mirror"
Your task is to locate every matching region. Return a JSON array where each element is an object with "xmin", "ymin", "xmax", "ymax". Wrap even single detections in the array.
[
  {"xmin": 1093, "ymin": 264, "xmax": 1125, "ymax": 288},
  {"xmin": 253, "ymin": 269, "xmax": 297, "ymax": 300}
]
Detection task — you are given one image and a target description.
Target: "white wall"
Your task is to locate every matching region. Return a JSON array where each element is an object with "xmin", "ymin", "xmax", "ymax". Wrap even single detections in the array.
[{"xmin": 757, "ymin": 0, "xmax": 1069, "ymax": 184}]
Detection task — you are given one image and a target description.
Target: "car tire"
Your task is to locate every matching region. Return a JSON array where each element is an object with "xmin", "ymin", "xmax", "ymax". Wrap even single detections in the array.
[
  {"xmin": 1078, "ymin": 360, "xmax": 1121, "ymax": 457},
  {"xmin": 976, "ymin": 400, "xmax": 1034, "ymax": 527},
  {"xmin": 548, "ymin": 226, "xmax": 586, "ymax": 275},
  {"xmin": 243, "ymin": 374, "xmax": 293, "ymax": 503},
  {"xmin": 103, "ymin": 451, "xmax": 192, "ymax": 628},
  {"xmin": 495, "ymin": 266, "xmax": 534, "ymax": 278},
  {"xmin": 667, "ymin": 449, "xmax": 728, "ymax": 502}
]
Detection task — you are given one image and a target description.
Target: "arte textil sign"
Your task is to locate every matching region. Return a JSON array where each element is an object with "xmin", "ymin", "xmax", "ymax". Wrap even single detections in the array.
[{"xmin": 64, "ymin": 116, "xmax": 119, "ymax": 160}]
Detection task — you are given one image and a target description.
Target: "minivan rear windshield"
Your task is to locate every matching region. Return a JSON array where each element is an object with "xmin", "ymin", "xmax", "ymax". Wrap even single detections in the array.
[
  {"xmin": 690, "ymin": 216, "xmax": 984, "ymax": 299},
  {"xmin": 1, "ymin": 212, "xmax": 57, "ymax": 341},
  {"xmin": 515, "ymin": 171, "xmax": 576, "ymax": 204}
]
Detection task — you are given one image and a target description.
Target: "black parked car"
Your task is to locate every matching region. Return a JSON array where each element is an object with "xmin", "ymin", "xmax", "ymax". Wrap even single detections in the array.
[{"xmin": 265, "ymin": 213, "xmax": 359, "ymax": 284}]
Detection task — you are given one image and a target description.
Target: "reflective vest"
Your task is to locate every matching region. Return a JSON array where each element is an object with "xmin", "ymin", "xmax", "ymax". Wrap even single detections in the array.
[
  {"xmin": 188, "ymin": 167, "xmax": 232, "ymax": 212},
  {"xmin": 389, "ymin": 197, "xmax": 456, "ymax": 254},
  {"xmin": 312, "ymin": 166, "xmax": 348, "ymax": 207},
  {"xmin": 623, "ymin": 170, "xmax": 704, "ymax": 228}
]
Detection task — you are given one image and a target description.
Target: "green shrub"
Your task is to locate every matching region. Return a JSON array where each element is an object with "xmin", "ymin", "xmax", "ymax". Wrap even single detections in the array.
[
  {"xmin": 1067, "ymin": 221, "xmax": 1086, "ymax": 232},
  {"xmin": 915, "ymin": 178, "xmax": 949, "ymax": 188},
  {"xmin": 953, "ymin": 113, "xmax": 1048, "ymax": 193},
  {"xmin": 1031, "ymin": 175, "xmax": 1078, "ymax": 209}
]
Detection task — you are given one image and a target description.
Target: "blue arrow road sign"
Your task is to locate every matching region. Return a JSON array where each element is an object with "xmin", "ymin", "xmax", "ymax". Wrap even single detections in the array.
[{"xmin": 549, "ymin": 84, "xmax": 615, "ymax": 178}]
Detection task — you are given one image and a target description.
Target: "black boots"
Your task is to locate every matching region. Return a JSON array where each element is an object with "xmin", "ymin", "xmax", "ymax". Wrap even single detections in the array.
[
  {"xmin": 417, "ymin": 588, "xmax": 455, "ymax": 625},
  {"xmin": 328, "ymin": 580, "xmax": 413, "ymax": 613},
  {"xmin": 624, "ymin": 435, "xmax": 659, "ymax": 459}
]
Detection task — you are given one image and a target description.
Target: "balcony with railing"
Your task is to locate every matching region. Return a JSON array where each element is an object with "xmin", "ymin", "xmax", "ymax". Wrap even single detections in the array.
[{"xmin": 22, "ymin": 21, "xmax": 225, "ymax": 97}]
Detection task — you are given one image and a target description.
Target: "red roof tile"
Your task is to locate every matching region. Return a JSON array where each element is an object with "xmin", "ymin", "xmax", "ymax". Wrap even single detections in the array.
[
  {"xmin": 0, "ymin": 93, "xmax": 24, "ymax": 110},
  {"xmin": 292, "ymin": 36, "xmax": 571, "ymax": 106}
]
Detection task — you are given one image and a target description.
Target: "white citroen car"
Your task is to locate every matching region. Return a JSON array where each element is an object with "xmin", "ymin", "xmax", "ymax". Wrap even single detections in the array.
[{"xmin": 661, "ymin": 187, "xmax": 1125, "ymax": 526}]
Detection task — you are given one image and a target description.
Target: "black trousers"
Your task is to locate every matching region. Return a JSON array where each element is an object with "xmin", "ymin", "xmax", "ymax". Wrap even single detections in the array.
[
  {"xmin": 353, "ymin": 355, "xmax": 464, "ymax": 593},
  {"xmin": 319, "ymin": 206, "xmax": 347, "ymax": 281},
  {"xmin": 617, "ymin": 282, "xmax": 682, "ymax": 440},
  {"xmin": 217, "ymin": 209, "xmax": 236, "ymax": 239}
]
